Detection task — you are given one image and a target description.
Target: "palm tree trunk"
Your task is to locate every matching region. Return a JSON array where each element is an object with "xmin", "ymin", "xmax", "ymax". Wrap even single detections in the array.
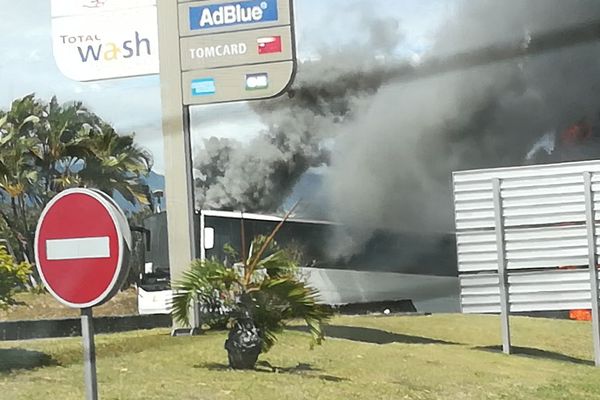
[
  {"xmin": 17, "ymin": 195, "xmax": 33, "ymax": 263},
  {"xmin": 10, "ymin": 197, "xmax": 18, "ymax": 226},
  {"xmin": 18, "ymin": 196, "xmax": 28, "ymax": 234},
  {"xmin": 0, "ymin": 207, "xmax": 29, "ymax": 263},
  {"xmin": 46, "ymin": 163, "xmax": 52, "ymax": 192}
]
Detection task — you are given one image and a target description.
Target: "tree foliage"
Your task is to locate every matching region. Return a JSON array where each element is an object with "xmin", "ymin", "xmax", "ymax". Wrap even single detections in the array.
[
  {"xmin": 0, "ymin": 246, "xmax": 31, "ymax": 309},
  {"xmin": 0, "ymin": 94, "xmax": 153, "ymax": 262}
]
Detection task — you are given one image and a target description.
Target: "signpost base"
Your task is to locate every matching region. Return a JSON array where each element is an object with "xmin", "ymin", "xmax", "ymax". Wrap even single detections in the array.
[
  {"xmin": 171, "ymin": 327, "xmax": 202, "ymax": 337},
  {"xmin": 81, "ymin": 308, "xmax": 98, "ymax": 400}
]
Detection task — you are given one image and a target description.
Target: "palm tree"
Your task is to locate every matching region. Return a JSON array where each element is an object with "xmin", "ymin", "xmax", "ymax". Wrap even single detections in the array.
[
  {"xmin": 0, "ymin": 94, "xmax": 154, "ymax": 262},
  {"xmin": 34, "ymin": 97, "xmax": 153, "ymax": 207},
  {"xmin": 172, "ymin": 210, "xmax": 332, "ymax": 369},
  {"xmin": 0, "ymin": 95, "xmax": 45, "ymax": 259},
  {"xmin": 33, "ymin": 96, "xmax": 95, "ymax": 198},
  {"xmin": 79, "ymin": 122, "xmax": 153, "ymax": 207}
]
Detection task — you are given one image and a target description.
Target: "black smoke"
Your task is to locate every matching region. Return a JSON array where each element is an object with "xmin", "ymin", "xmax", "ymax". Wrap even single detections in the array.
[
  {"xmin": 194, "ymin": 0, "xmax": 600, "ymax": 237},
  {"xmin": 193, "ymin": 13, "xmax": 403, "ymax": 212},
  {"xmin": 327, "ymin": 0, "xmax": 600, "ymax": 236}
]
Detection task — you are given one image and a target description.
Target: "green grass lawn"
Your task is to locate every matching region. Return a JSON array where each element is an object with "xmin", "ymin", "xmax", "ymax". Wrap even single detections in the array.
[
  {"xmin": 0, "ymin": 290, "xmax": 138, "ymax": 321},
  {"xmin": 2, "ymin": 314, "xmax": 600, "ymax": 400}
]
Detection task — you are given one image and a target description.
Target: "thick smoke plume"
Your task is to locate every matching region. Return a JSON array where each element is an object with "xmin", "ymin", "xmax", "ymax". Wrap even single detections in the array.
[
  {"xmin": 195, "ymin": 0, "xmax": 600, "ymax": 238},
  {"xmin": 328, "ymin": 0, "xmax": 600, "ymax": 236},
  {"xmin": 194, "ymin": 14, "xmax": 403, "ymax": 212}
]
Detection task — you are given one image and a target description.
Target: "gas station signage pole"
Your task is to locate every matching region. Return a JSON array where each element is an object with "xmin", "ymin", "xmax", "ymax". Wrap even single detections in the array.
[{"xmin": 156, "ymin": 0, "xmax": 296, "ymax": 332}]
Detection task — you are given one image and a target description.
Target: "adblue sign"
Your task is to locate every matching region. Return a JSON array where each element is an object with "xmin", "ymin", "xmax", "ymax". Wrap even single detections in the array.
[
  {"xmin": 188, "ymin": 0, "xmax": 278, "ymax": 30},
  {"xmin": 178, "ymin": 0, "xmax": 292, "ymax": 37}
]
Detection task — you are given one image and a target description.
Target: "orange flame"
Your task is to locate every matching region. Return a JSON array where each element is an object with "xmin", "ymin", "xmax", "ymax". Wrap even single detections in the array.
[{"xmin": 560, "ymin": 120, "xmax": 592, "ymax": 145}]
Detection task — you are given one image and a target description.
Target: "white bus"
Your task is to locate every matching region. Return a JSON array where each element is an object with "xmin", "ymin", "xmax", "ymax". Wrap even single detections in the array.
[{"xmin": 137, "ymin": 210, "xmax": 459, "ymax": 315}]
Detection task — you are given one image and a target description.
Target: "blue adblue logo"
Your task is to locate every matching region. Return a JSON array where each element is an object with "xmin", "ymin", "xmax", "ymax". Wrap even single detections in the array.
[
  {"xmin": 191, "ymin": 78, "xmax": 216, "ymax": 96},
  {"xmin": 189, "ymin": 0, "xmax": 278, "ymax": 31}
]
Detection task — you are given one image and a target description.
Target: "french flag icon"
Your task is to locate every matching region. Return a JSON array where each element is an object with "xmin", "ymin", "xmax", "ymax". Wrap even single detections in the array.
[{"xmin": 257, "ymin": 36, "xmax": 282, "ymax": 54}]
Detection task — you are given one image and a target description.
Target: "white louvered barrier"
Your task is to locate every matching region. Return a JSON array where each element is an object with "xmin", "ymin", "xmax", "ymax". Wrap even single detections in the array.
[
  {"xmin": 457, "ymin": 224, "xmax": 600, "ymax": 272},
  {"xmin": 452, "ymin": 160, "xmax": 600, "ymax": 365},
  {"xmin": 460, "ymin": 269, "xmax": 597, "ymax": 314}
]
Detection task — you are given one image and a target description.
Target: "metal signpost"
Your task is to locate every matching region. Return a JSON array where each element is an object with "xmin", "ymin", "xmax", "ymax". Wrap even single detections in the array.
[
  {"xmin": 491, "ymin": 178, "xmax": 511, "ymax": 354},
  {"xmin": 35, "ymin": 189, "xmax": 132, "ymax": 399},
  {"xmin": 583, "ymin": 172, "xmax": 600, "ymax": 364},
  {"xmin": 157, "ymin": 0, "xmax": 296, "ymax": 332}
]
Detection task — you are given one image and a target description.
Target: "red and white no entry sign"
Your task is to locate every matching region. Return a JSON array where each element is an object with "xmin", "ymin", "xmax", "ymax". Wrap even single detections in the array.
[{"xmin": 34, "ymin": 188, "xmax": 131, "ymax": 308}]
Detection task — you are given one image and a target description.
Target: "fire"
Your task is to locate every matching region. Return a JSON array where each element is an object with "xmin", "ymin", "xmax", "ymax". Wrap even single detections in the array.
[
  {"xmin": 570, "ymin": 309, "xmax": 591, "ymax": 321},
  {"xmin": 559, "ymin": 265, "xmax": 595, "ymax": 321},
  {"xmin": 525, "ymin": 118, "xmax": 595, "ymax": 163},
  {"xmin": 562, "ymin": 119, "xmax": 595, "ymax": 321},
  {"xmin": 559, "ymin": 120, "xmax": 591, "ymax": 145}
]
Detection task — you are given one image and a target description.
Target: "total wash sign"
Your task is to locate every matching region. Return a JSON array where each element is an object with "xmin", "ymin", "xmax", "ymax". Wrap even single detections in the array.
[
  {"xmin": 189, "ymin": 0, "xmax": 279, "ymax": 30},
  {"xmin": 51, "ymin": 2, "xmax": 159, "ymax": 81}
]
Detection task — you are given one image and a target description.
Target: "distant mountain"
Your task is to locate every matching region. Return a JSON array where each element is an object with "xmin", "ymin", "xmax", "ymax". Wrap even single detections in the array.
[
  {"xmin": 145, "ymin": 170, "xmax": 165, "ymax": 193},
  {"xmin": 113, "ymin": 170, "xmax": 165, "ymax": 215}
]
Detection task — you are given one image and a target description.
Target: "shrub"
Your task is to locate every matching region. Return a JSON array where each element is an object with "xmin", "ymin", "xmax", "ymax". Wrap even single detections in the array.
[
  {"xmin": 0, "ymin": 246, "xmax": 32, "ymax": 309},
  {"xmin": 172, "ymin": 236, "xmax": 332, "ymax": 365},
  {"xmin": 172, "ymin": 206, "xmax": 332, "ymax": 369}
]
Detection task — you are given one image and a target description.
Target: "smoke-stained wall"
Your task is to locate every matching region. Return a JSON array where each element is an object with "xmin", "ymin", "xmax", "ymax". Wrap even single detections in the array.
[{"xmin": 194, "ymin": 0, "xmax": 600, "ymax": 237}]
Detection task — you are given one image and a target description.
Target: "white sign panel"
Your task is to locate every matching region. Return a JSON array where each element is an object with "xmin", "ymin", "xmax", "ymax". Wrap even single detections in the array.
[
  {"xmin": 51, "ymin": 1, "xmax": 159, "ymax": 81},
  {"xmin": 51, "ymin": 0, "xmax": 157, "ymax": 18},
  {"xmin": 180, "ymin": 26, "xmax": 293, "ymax": 71}
]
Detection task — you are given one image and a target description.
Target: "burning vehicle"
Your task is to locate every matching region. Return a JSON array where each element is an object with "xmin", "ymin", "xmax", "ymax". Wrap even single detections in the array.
[{"xmin": 137, "ymin": 210, "xmax": 458, "ymax": 315}]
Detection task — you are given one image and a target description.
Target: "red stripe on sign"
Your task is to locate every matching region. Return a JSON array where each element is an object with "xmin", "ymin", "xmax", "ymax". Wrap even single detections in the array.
[{"xmin": 257, "ymin": 36, "xmax": 282, "ymax": 54}]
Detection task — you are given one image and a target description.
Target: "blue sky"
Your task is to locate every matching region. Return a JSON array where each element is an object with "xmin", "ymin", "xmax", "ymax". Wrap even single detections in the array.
[{"xmin": 0, "ymin": 0, "xmax": 451, "ymax": 173}]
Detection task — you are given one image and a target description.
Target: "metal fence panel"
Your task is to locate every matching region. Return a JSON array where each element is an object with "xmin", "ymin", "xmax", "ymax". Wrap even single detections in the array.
[
  {"xmin": 456, "ymin": 225, "xmax": 598, "ymax": 272},
  {"xmin": 460, "ymin": 270, "xmax": 597, "ymax": 313},
  {"xmin": 454, "ymin": 161, "xmax": 600, "ymax": 273},
  {"xmin": 454, "ymin": 162, "xmax": 600, "ymax": 365},
  {"xmin": 453, "ymin": 160, "xmax": 600, "ymax": 183}
]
